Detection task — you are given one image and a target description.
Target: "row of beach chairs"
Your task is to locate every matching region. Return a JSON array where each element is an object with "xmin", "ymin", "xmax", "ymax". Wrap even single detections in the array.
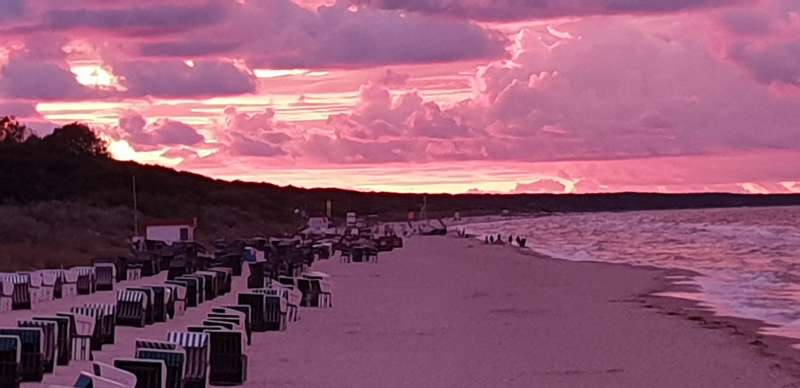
[
  {"xmin": 0, "ymin": 263, "xmax": 125, "ymax": 313},
  {"xmin": 52, "ymin": 270, "xmax": 333, "ymax": 388},
  {"xmin": 0, "ymin": 302, "xmax": 115, "ymax": 386}
]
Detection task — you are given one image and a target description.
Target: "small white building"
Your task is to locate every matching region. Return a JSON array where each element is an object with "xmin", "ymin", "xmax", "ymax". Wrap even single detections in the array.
[
  {"xmin": 144, "ymin": 218, "xmax": 197, "ymax": 244},
  {"xmin": 300, "ymin": 217, "xmax": 335, "ymax": 236}
]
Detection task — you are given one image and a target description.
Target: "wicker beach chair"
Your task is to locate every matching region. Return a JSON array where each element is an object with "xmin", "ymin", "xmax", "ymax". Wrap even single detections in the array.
[
  {"xmin": 195, "ymin": 272, "xmax": 218, "ymax": 301},
  {"xmin": 116, "ymin": 290, "xmax": 147, "ymax": 328},
  {"xmin": 95, "ymin": 263, "xmax": 117, "ymax": 291},
  {"xmin": 33, "ymin": 316, "xmax": 71, "ymax": 366},
  {"xmin": 92, "ymin": 361, "xmax": 138, "ymax": 387},
  {"xmin": 166, "ymin": 331, "xmax": 209, "ymax": 388},
  {"xmin": 237, "ymin": 293, "xmax": 286, "ymax": 332},
  {"xmin": 143, "ymin": 286, "xmax": 168, "ymax": 323},
  {"xmin": 56, "ymin": 312, "xmax": 94, "ymax": 361},
  {"xmin": 3, "ymin": 274, "xmax": 32, "ymax": 310},
  {"xmin": 62, "ymin": 269, "xmax": 79, "ymax": 298},
  {"xmin": 165, "ymin": 283, "xmax": 187, "ymax": 317},
  {"xmin": 172, "ymin": 277, "xmax": 201, "ymax": 307},
  {"xmin": 263, "ymin": 285, "xmax": 301, "ymax": 321},
  {"xmin": 126, "ymin": 287, "xmax": 155, "ymax": 325},
  {"xmin": 17, "ymin": 320, "xmax": 57, "ymax": 373},
  {"xmin": 0, "ymin": 280, "xmax": 13, "ymax": 313},
  {"xmin": 114, "ymin": 358, "xmax": 167, "ymax": 388},
  {"xmin": 82, "ymin": 303, "xmax": 117, "ymax": 345},
  {"xmin": 71, "ymin": 306, "xmax": 107, "ymax": 350},
  {"xmin": 197, "ymin": 272, "xmax": 217, "ymax": 301},
  {"xmin": 218, "ymin": 306, "xmax": 252, "ymax": 344},
  {"xmin": 180, "ymin": 275, "xmax": 206, "ymax": 304},
  {"xmin": 74, "ymin": 267, "xmax": 96, "ymax": 295},
  {"xmin": 166, "ymin": 278, "xmax": 198, "ymax": 310},
  {"xmin": 136, "ymin": 349, "xmax": 186, "ymax": 388},
  {"xmin": 206, "ymin": 330, "xmax": 247, "ymax": 385},
  {"xmin": 0, "ymin": 335, "xmax": 21, "ymax": 388},
  {"xmin": 36, "ymin": 271, "xmax": 57, "ymax": 302},
  {"xmin": 0, "ymin": 327, "xmax": 43, "ymax": 382},
  {"xmin": 208, "ymin": 268, "xmax": 232, "ymax": 294}
]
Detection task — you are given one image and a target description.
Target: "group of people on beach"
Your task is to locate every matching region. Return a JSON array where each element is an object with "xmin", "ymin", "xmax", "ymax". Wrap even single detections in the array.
[{"xmin": 484, "ymin": 233, "xmax": 527, "ymax": 248}]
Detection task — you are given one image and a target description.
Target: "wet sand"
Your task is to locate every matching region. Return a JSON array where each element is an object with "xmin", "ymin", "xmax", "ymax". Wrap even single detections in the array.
[{"xmin": 17, "ymin": 235, "xmax": 800, "ymax": 387}]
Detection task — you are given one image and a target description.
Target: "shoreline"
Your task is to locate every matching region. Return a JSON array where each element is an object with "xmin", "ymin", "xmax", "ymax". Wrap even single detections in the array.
[{"xmin": 483, "ymin": 237, "xmax": 800, "ymax": 377}]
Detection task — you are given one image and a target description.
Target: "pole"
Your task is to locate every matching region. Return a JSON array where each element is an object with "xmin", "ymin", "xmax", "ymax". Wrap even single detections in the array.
[{"xmin": 132, "ymin": 175, "xmax": 139, "ymax": 236}]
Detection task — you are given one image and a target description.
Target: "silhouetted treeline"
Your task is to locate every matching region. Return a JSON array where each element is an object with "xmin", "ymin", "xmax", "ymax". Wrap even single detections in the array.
[{"xmin": 3, "ymin": 115, "xmax": 800, "ymax": 229}]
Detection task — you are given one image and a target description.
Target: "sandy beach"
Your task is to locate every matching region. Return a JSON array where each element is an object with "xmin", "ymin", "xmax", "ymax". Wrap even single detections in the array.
[
  {"xmin": 14, "ymin": 235, "xmax": 800, "ymax": 387},
  {"xmin": 250, "ymin": 236, "xmax": 800, "ymax": 387}
]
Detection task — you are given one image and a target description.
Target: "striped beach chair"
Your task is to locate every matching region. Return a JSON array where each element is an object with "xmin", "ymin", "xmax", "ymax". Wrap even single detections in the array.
[
  {"xmin": 262, "ymin": 286, "xmax": 301, "ymax": 321},
  {"xmin": 0, "ymin": 327, "xmax": 43, "ymax": 382},
  {"xmin": 0, "ymin": 279, "xmax": 12, "ymax": 313},
  {"xmin": 206, "ymin": 330, "xmax": 247, "ymax": 385},
  {"xmin": 63, "ymin": 270, "xmax": 79, "ymax": 298},
  {"xmin": 208, "ymin": 268, "xmax": 232, "ymax": 294},
  {"xmin": 126, "ymin": 287, "xmax": 155, "ymax": 325},
  {"xmin": 56, "ymin": 313, "xmax": 94, "ymax": 361},
  {"xmin": 1, "ymin": 274, "xmax": 32, "ymax": 310},
  {"xmin": 26, "ymin": 272, "xmax": 42, "ymax": 306},
  {"xmin": 71, "ymin": 306, "xmax": 106, "ymax": 350},
  {"xmin": 164, "ymin": 283, "xmax": 186, "ymax": 317},
  {"xmin": 172, "ymin": 277, "xmax": 201, "ymax": 307},
  {"xmin": 37, "ymin": 271, "xmax": 57, "ymax": 302},
  {"xmin": 166, "ymin": 279, "xmax": 196, "ymax": 309},
  {"xmin": 116, "ymin": 290, "xmax": 147, "ymax": 328},
  {"xmin": 74, "ymin": 267, "xmax": 96, "ymax": 295},
  {"xmin": 0, "ymin": 335, "xmax": 21, "ymax": 388},
  {"xmin": 17, "ymin": 320, "xmax": 57, "ymax": 373},
  {"xmin": 82, "ymin": 303, "xmax": 117, "ymax": 345},
  {"xmin": 167, "ymin": 331, "xmax": 209, "ymax": 388},
  {"xmin": 143, "ymin": 286, "xmax": 168, "ymax": 323},
  {"xmin": 95, "ymin": 263, "xmax": 116, "ymax": 291},
  {"xmin": 237, "ymin": 293, "xmax": 286, "ymax": 332},
  {"xmin": 114, "ymin": 358, "xmax": 167, "ymax": 388},
  {"xmin": 33, "ymin": 316, "xmax": 71, "ymax": 366},
  {"xmin": 136, "ymin": 348, "xmax": 186, "ymax": 388},
  {"xmin": 179, "ymin": 275, "xmax": 205, "ymax": 305},
  {"xmin": 93, "ymin": 361, "xmax": 138, "ymax": 387},
  {"xmin": 194, "ymin": 272, "xmax": 218, "ymax": 300}
]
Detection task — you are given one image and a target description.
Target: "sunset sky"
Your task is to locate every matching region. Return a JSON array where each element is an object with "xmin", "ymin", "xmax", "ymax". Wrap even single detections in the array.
[{"xmin": 1, "ymin": 0, "xmax": 799, "ymax": 194}]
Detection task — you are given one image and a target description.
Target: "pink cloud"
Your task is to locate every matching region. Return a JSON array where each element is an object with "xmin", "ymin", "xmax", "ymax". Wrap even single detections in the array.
[
  {"xmin": 514, "ymin": 179, "xmax": 568, "ymax": 194},
  {"xmin": 351, "ymin": 0, "xmax": 748, "ymax": 21},
  {"xmin": 112, "ymin": 59, "xmax": 256, "ymax": 98},
  {"xmin": 115, "ymin": 110, "xmax": 204, "ymax": 149}
]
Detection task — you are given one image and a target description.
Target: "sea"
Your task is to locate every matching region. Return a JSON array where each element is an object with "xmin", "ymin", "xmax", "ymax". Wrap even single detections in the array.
[{"xmin": 461, "ymin": 206, "xmax": 800, "ymax": 340}]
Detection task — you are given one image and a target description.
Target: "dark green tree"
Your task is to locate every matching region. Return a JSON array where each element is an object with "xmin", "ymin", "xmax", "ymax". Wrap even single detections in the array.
[
  {"xmin": 41, "ymin": 122, "xmax": 110, "ymax": 157},
  {"xmin": 0, "ymin": 116, "xmax": 33, "ymax": 144}
]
